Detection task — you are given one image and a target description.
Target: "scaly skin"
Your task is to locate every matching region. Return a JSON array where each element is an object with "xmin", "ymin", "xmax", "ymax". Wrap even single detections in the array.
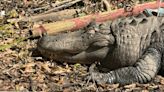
[
  {"xmin": 37, "ymin": 14, "xmax": 164, "ymax": 84},
  {"xmin": 37, "ymin": 22, "xmax": 115, "ymax": 64}
]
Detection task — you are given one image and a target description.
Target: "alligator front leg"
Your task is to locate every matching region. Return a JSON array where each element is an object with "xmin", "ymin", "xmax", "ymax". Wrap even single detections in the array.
[{"xmin": 90, "ymin": 47, "xmax": 161, "ymax": 85}]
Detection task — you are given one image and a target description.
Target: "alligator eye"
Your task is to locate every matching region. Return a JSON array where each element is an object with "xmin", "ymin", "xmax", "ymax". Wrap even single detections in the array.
[{"xmin": 99, "ymin": 29, "xmax": 111, "ymax": 35}]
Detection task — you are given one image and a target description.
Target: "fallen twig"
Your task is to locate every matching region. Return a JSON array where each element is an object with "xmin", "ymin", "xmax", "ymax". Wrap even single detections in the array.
[
  {"xmin": 31, "ymin": 0, "xmax": 74, "ymax": 12},
  {"xmin": 52, "ymin": 0, "xmax": 76, "ymax": 7},
  {"xmin": 44, "ymin": 0, "xmax": 82, "ymax": 14},
  {"xmin": 62, "ymin": 83, "xmax": 80, "ymax": 88},
  {"xmin": 102, "ymin": 0, "xmax": 111, "ymax": 11},
  {"xmin": 7, "ymin": 9, "xmax": 80, "ymax": 23},
  {"xmin": 32, "ymin": 1, "xmax": 164, "ymax": 37}
]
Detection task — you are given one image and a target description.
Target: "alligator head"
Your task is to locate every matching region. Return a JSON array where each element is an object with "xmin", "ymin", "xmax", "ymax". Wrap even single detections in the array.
[{"xmin": 37, "ymin": 22, "xmax": 115, "ymax": 64}]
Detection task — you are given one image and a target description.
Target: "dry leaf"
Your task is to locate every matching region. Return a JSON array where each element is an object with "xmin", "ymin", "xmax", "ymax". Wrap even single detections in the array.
[
  {"xmin": 124, "ymin": 83, "xmax": 136, "ymax": 89},
  {"xmin": 52, "ymin": 66, "xmax": 71, "ymax": 74},
  {"xmin": 41, "ymin": 63, "xmax": 51, "ymax": 73},
  {"xmin": 63, "ymin": 88, "xmax": 73, "ymax": 92},
  {"xmin": 141, "ymin": 90, "xmax": 149, "ymax": 92},
  {"xmin": 23, "ymin": 62, "xmax": 36, "ymax": 73},
  {"xmin": 160, "ymin": 79, "xmax": 164, "ymax": 85}
]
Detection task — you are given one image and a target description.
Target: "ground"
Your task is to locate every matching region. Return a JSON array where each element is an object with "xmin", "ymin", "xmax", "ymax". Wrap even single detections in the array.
[{"xmin": 0, "ymin": 0, "xmax": 164, "ymax": 91}]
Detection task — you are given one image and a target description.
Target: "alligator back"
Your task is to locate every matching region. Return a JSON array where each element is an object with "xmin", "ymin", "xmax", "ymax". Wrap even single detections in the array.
[{"xmin": 101, "ymin": 14, "xmax": 164, "ymax": 70}]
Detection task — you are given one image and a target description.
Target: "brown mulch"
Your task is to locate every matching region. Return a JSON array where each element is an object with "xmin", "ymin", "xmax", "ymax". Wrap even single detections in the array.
[{"xmin": 1, "ymin": 0, "xmax": 164, "ymax": 91}]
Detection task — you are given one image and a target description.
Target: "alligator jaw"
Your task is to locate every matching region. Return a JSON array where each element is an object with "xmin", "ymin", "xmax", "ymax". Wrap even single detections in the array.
[{"xmin": 37, "ymin": 28, "xmax": 115, "ymax": 64}]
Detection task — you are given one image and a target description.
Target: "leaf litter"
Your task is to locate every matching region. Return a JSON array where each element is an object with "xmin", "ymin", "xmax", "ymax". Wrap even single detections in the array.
[{"xmin": 0, "ymin": 0, "xmax": 164, "ymax": 91}]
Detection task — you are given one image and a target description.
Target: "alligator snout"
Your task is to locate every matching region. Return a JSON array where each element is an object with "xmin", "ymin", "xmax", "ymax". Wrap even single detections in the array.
[{"xmin": 37, "ymin": 31, "xmax": 90, "ymax": 54}]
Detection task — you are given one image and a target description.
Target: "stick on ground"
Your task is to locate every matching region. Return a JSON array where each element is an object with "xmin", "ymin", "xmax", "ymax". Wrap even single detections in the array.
[
  {"xmin": 44, "ymin": 0, "xmax": 82, "ymax": 14},
  {"xmin": 7, "ymin": 9, "xmax": 80, "ymax": 23}
]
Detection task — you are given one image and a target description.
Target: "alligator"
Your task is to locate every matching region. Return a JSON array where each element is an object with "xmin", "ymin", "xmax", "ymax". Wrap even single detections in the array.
[{"xmin": 37, "ymin": 13, "xmax": 164, "ymax": 85}]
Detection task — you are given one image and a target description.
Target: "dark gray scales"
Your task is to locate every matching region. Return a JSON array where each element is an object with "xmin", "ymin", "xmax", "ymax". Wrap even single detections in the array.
[{"xmin": 37, "ymin": 14, "xmax": 164, "ymax": 85}]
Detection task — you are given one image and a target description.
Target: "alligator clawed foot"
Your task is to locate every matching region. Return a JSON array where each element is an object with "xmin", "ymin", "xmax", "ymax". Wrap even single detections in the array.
[
  {"xmin": 85, "ymin": 63, "xmax": 116, "ymax": 85},
  {"xmin": 90, "ymin": 72, "xmax": 108, "ymax": 85}
]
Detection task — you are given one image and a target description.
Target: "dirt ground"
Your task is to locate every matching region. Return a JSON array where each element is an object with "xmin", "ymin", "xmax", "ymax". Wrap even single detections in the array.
[{"xmin": 1, "ymin": 0, "xmax": 164, "ymax": 91}]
